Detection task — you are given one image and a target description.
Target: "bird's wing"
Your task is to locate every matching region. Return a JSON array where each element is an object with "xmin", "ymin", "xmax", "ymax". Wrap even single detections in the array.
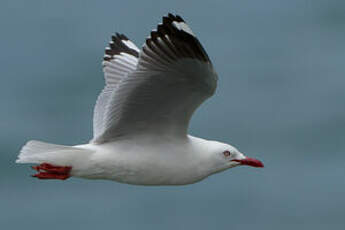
[
  {"xmin": 93, "ymin": 33, "xmax": 140, "ymax": 139},
  {"xmin": 92, "ymin": 14, "xmax": 218, "ymax": 143}
]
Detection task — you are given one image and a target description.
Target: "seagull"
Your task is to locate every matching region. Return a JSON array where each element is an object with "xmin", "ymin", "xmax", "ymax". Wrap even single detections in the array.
[{"xmin": 16, "ymin": 14, "xmax": 263, "ymax": 185}]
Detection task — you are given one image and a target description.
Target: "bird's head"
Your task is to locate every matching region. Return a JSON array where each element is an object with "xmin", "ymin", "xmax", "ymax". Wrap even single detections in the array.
[{"xmin": 207, "ymin": 142, "xmax": 264, "ymax": 174}]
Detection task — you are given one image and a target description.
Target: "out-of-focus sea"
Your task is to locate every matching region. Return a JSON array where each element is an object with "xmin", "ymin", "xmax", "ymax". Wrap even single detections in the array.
[{"xmin": 1, "ymin": 0, "xmax": 344, "ymax": 229}]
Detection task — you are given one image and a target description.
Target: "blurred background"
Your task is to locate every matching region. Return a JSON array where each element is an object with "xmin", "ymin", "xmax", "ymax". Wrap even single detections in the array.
[{"xmin": 1, "ymin": 0, "xmax": 344, "ymax": 229}]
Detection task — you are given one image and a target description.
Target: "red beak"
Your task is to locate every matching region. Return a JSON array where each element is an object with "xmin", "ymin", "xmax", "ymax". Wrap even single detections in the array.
[{"xmin": 232, "ymin": 157, "xmax": 264, "ymax": 168}]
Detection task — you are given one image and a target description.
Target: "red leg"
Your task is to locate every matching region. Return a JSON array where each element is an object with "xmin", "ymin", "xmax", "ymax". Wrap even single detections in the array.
[{"xmin": 31, "ymin": 163, "xmax": 72, "ymax": 180}]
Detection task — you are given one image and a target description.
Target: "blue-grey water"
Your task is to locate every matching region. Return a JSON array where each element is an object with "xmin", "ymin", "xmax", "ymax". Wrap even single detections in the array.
[{"xmin": 1, "ymin": 0, "xmax": 344, "ymax": 229}]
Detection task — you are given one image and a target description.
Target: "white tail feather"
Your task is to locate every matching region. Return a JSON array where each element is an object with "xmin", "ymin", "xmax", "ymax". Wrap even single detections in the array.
[{"xmin": 16, "ymin": 140, "xmax": 93, "ymax": 167}]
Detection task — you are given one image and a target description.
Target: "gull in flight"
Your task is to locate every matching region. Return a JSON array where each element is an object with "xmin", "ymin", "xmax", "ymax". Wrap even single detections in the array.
[{"xmin": 16, "ymin": 14, "xmax": 263, "ymax": 185}]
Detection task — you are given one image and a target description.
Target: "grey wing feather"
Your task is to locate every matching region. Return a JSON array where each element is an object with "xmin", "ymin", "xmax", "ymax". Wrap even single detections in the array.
[
  {"xmin": 92, "ymin": 33, "xmax": 139, "ymax": 140},
  {"xmin": 92, "ymin": 14, "xmax": 218, "ymax": 144}
]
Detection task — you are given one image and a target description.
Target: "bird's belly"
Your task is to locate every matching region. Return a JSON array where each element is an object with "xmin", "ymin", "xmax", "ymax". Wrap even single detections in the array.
[
  {"xmin": 111, "ymin": 170, "xmax": 207, "ymax": 186},
  {"xmin": 112, "ymin": 168, "xmax": 207, "ymax": 186},
  {"xmin": 102, "ymin": 160, "xmax": 206, "ymax": 185},
  {"xmin": 87, "ymin": 148, "xmax": 207, "ymax": 185}
]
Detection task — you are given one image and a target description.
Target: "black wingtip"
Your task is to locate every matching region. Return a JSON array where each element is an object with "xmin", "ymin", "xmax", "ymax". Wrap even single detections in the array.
[
  {"xmin": 143, "ymin": 13, "xmax": 211, "ymax": 64},
  {"xmin": 175, "ymin": 15, "xmax": 184, "ymax": 22},
  {"xmin": 164, "ymin": 13, "xmax": 185, "ymax": 22},
  {"xmin": 103, "ymin": 33, "xmax": 139, "ymax": 61}
]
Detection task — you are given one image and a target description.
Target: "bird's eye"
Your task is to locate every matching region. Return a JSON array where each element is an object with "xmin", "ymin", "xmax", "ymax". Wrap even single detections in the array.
[{"xmin": 223, "ymin": 150, "xmax": 231, "ymax": 157}]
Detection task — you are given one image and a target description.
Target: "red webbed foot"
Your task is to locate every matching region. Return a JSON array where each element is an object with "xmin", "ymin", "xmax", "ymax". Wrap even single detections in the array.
[{"xmin": 31, "ymin": 163, "xmax": 72, "ymax": 180}]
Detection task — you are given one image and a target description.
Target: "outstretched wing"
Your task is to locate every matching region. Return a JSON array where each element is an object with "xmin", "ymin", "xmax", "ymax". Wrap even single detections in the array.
[
  {"xmin": 93, "ymin": 14, "xmax": 218, "ymax": 143},
  {"xmin": 92, "ymin": 33, "xmax": 140, "ymax": 139}
]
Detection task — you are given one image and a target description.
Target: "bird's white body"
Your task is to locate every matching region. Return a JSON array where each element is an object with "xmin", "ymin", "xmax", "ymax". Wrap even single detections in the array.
[
  {"xmin": 72, "ymin": 135, "xmax": 224, "ymax": 185},
  {"xmin": 16, "ymin": 14, "xmax": 263, "ymax": 185}
]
